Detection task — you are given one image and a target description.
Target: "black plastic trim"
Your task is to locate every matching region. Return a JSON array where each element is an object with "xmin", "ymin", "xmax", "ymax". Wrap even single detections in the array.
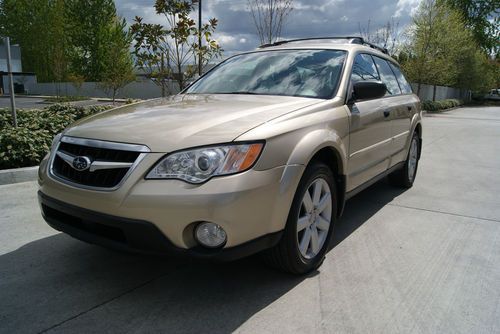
[
  {"xmin": 38, "ymin": 191, "xmax": 283, "ymax": 261},
  {"xmin": 345, "ymin": 161, "xmax": 404, "ymax": 200}
]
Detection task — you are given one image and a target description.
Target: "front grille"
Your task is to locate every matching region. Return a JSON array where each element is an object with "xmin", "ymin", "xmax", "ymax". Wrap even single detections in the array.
[{"xmin": 52, "ymin": 141, "xmax": 141, "ymax": 189}]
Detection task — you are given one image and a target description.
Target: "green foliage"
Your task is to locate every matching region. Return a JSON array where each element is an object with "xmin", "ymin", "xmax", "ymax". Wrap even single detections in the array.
[
  {"xmin": 98, "ymin": 17, "xmax": 136, "ymax": 102},
  {"xmin": 125, "ymin": 98, "xmax": 141, "ymax": 104},
  {"xmin": 44, "ymin": 96, "xmax": 89, "ymax": 103},
  {"xmin": 422, "ymin": 99, "xmax": 464, "ymax": 112},
  {"xmin": 67, "ymin": 73, "xmax": 86, "ymax": 95},
  {"xmin": 441, "ymin": 0, "xmax": 499, "ymax": 54},
  {"xmin": 0, "ymin": 104, "xmax": 112, "ymax": 169},
  {"xmin": 65, "ymin": 0, "xmax": 126, "ymax": 81},
  {"xmin": 130, "ymin": 0, "xmax": 223, "ymax": 95},
  {"xmin": 401, "ymin": 0, "xmax": 497, "ymax": 94},
  {"xmin": 0, "ymin": 0, "xmax": 132, "ymax": 83},
  {"xmin": 0, "ymin": 0, "xmax": 68, "ymax": 82},
  {"xmin": 0, "ymin": 127, "xmax": 52, "ymax": 169}
]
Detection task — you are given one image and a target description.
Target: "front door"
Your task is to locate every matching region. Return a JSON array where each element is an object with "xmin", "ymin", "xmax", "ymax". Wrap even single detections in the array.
[{"xmin": 347, "ymin": 54, "xmax": 392, "ymax": 191}]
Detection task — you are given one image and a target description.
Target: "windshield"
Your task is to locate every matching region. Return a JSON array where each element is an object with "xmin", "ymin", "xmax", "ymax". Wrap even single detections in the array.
[{"xmin": 185, "ymin": 49, "xmax": 347, "ymax": 99}]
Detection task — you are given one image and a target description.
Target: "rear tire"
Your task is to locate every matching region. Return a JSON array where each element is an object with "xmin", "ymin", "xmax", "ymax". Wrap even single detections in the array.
[
  {"xmin": 388, "ymin": 132, "xmax": 420, "ymax": 188},
  {"xmin": 263, "ymin": 161, "xmax": 337, "ymax": 274}
]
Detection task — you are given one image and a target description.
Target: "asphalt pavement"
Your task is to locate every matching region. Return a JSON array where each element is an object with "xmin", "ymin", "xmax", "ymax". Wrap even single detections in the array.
[{"xmin": 0, "ymin": 106, "xmax": 499, "ymax": 334}]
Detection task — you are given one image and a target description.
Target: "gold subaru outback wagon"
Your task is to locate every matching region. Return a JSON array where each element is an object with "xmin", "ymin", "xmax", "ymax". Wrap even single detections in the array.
[{"xmin": 38, "ymin": 37, "xmax": 422, "ymax": 274}]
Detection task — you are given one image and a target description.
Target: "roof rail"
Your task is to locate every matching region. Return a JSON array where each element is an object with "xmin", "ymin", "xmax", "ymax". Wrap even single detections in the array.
[{"xmin": 258, "ymin": 36, "xmax": 389, "ymax": 54}]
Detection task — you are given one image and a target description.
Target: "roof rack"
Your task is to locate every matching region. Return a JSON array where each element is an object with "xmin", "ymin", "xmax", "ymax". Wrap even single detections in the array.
[{"xmin": 258, "ymin": 36, "xmax": 389, "ymax": 54}]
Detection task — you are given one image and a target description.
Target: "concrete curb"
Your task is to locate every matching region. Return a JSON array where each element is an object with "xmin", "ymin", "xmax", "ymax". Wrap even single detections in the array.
[
  {"xmin": 0, "ymin": 166, "xmax": 38, "ymax": 185},
  {"xmin": 424, "ymin": 106, "xmax": 463, "ymax": 115}
]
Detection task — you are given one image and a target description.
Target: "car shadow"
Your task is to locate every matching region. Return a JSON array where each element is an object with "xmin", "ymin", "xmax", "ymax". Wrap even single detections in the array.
[
  {"xmin": 331, "ymin": 179, "xmax": 407, "ymax": 249},
  {"xmin": 0, "ymin": 179, "xmax": 406, "ymax": 333}
]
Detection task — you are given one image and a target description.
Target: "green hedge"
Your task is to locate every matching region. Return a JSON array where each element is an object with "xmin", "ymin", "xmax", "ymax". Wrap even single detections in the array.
[
  {"xmin": 422, "ymin": 99, "xmax": 464, "ymax": 112},
  {"xmin": 1, "ymin": 104, "xmax": 112, "ymax": 169},
  {"xmin": 44, "ymin": 96, "xmax": 89, "ymax": 103}
]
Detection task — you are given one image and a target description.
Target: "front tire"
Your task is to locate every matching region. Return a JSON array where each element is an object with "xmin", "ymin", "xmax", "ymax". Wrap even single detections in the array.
[
  {"xmin": 388, "ymin": 132, "xmax": 420, "ymax": 188},
  {"xmin": 264, "ymin": 161, "xmax": 337, "ymax": 274}
]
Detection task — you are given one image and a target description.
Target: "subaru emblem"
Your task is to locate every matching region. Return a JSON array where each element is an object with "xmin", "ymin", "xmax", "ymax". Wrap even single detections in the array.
[{"xmin": 72, "ymin": 156, "xmax": 91, "ymax": 171}]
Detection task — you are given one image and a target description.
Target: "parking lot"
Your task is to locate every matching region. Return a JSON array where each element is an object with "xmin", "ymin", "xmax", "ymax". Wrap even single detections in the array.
[{"xmin": 1, "ymin": 106, "xmax": 499, "ymax": 334}]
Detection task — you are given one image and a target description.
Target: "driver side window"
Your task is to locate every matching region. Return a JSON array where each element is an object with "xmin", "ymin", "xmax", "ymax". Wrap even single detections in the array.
[{"xmin": 351, "ymin": 54, "xmax": 379, "ymax": 83}]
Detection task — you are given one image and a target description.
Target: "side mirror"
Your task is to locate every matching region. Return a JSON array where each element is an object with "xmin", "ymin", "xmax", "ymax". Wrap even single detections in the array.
[{"xmin": 352, "ymin": 81, "xmax": 387, "ymax": 102}]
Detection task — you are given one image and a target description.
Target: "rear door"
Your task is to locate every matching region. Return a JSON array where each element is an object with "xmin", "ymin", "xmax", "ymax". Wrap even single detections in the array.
[
  {"xmin": 388, "ymin": 62, "xmax": 419, "ymax": 161},
  {"xmin": 347, "ymin": 54, "xmax": 392, "ymax": 191},
  {"xmin": 373, "ymin": 56, "xmax": 414, "ymax": 167}
]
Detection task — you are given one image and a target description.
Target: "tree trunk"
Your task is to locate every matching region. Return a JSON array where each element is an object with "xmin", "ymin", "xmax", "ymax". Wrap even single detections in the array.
[{"xmin": 161, "ymin": 53, "xmax": 166, "ymax": 97}]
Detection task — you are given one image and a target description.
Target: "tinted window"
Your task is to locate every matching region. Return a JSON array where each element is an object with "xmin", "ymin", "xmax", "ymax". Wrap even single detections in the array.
[
  {"xmin": 186, "ymin": 50, "xmax": 347, "ymax": 99},
  {"xmin": 389, "ymin": 63, "xmax": 413, "ymax": 94},
  {"xmin": 351, "ymin": 54, "xmax": 379, "ymax": 83},
  {"xmin": 373, "ymin": 56, "xmax": 401, "ymax": 96}
]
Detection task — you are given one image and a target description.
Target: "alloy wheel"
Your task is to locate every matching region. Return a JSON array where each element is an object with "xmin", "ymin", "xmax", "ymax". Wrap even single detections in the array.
[
  {"xmin": 408, "ymin": 137, "xmax": 419, "ymax": 181},
  {"xmin": 297, "ymin": 178, "xmax": 332, "ymax": 259}
]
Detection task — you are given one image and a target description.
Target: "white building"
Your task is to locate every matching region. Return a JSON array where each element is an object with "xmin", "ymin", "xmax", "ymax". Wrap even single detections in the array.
[{"xmin": 0, "ymin": 42, "xmax": 36, "ymax": 94}]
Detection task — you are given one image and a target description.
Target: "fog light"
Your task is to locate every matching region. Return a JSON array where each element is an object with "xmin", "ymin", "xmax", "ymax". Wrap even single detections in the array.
[{"xmin": 195, "ymin": 222, "xmax": 227, "ymax": 248}]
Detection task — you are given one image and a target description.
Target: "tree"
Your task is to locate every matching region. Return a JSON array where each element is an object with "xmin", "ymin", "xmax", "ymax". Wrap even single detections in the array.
[
  {"xmin": 131, "ymin": 0, "xmax": 222, "ymax": 95},
  {"xmin": 99, "ymin": 18, "xmax": 135, "ymax": 103},
  {"xmin": 358, "ymin": 18, "xmax": 401, "ymax": 57},
  {"xmin": 50, "ymin": 0, "xmax": 69, "ymax": 96},
  {"xmin": 65, "ymin": 0, "xmax": 122, "ymax": 81},
  {"xmin": 0, "ymin": 0, "xmax": 69, "ymax": 82},
  {"xmin": 441, "ymin": 0, "xmax": 500, "ymax": 54},
  {"xmin": 68, "ymin": 73, "xmax": 85, "ymax": 96},
  {"xmin": 1, "ymin": 0, "xmax": 130, "ymax": 84},
  {"xmin": 247, "ymin": 0, "xmax": 294, "ymax": 45},
  {"xmin": 401, "ymin": 0, "xmax": 496, "ymax": 94}
]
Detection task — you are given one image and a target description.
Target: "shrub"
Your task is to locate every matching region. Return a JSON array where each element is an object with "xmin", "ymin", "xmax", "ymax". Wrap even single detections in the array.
[
  {"xmin": 0, "ymin": 128, "xmax": 52, "ymax": 169},
  {"xmin": 0, "ymin": 104, "xmax": 113, "ymax": 169},
  {"xmin": 125, "ymin": 98, "xmax": 141, "ymax": 104},
  {"xmin": 44, "ymin": 96, "xmax": 89, "ymax": 103},
  {"xmin": 422, "ymin": 99, "xmax": 463, "ymax": 112}
]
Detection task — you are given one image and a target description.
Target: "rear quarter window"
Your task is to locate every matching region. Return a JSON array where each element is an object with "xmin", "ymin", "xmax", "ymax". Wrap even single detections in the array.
[{"xmin": 389, "ymin": 63, "xmax": 413, "ymax": 94}]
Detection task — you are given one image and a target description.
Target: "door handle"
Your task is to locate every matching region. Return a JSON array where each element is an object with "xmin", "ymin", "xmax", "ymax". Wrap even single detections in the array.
[
  {"xmin": 407, "ymin": 106, "xmax": 412, "ymax": 111},
  {"xmin": 383, "ymin": 110, "xmax": 391, "ymax": 118}
]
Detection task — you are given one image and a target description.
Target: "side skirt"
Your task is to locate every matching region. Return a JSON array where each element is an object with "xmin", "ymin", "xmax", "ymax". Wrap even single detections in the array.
[{"xmin": 345, "ymin": 161, "xmax": 405, "ymax": 201}]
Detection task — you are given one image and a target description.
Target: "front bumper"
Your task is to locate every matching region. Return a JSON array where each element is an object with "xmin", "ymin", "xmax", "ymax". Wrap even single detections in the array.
[
  {"xmin": 38, "ymin": 152, "xmax": 305, "ymax": 253},
  {"xmin": 39, "ymin": 192, "xmax": 283, "ymax": 261}
]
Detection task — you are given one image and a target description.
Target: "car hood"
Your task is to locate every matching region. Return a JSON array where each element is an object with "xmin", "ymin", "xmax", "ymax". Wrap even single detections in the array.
[{"xmin": 64, "ymin": 94, "xmax": 321, "ymax": 152}]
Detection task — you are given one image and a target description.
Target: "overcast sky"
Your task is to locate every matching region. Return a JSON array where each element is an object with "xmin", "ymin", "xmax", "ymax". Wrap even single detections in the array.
[{"xmin": 115, "ymin": 0, "xmax": 422, "ymax": 55}]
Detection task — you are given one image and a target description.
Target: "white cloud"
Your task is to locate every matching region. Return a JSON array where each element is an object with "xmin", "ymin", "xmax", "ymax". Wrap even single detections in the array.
[
  {"xmin": 294, "ymin": 0, "xmax": 345, "ymax": 12},
  {"xmin": 115, "ymin": 0, "xmax": 425, "ymax": 54},
  {"xmin": 394, "ymin": 0, "xmax": 421, "ymax": 18},
  {"xmin": 217, "ymin": 35, "xmax": 236, "ymax": 44}
]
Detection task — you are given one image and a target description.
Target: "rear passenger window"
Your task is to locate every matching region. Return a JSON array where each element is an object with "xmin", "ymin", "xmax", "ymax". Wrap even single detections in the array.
[
  {"xmin": 351, "ymin": 54, "xmax": 379, "ymax": 83},
  {"xmin": 389, "ymin": 63, "xmax": 413, "ymax": 94},
  {"xmin": 372, "ymin": 56, "xmax": 401, "ymax": 96}
]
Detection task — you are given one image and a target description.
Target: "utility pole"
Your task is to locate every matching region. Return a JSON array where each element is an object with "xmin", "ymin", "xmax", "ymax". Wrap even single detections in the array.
[
  {"xmin": 198, "ymin": 0, "xmax": 202, "ymax": 76},
  {"xmin": 4, "ymin": 37, "xmax": 17, "ymax": 127}
]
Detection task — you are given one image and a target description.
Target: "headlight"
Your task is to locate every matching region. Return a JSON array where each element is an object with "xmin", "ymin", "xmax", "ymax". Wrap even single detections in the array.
[{"xmin": 146, "ymin": 142, "xmax": 264, "ymax": 183}]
